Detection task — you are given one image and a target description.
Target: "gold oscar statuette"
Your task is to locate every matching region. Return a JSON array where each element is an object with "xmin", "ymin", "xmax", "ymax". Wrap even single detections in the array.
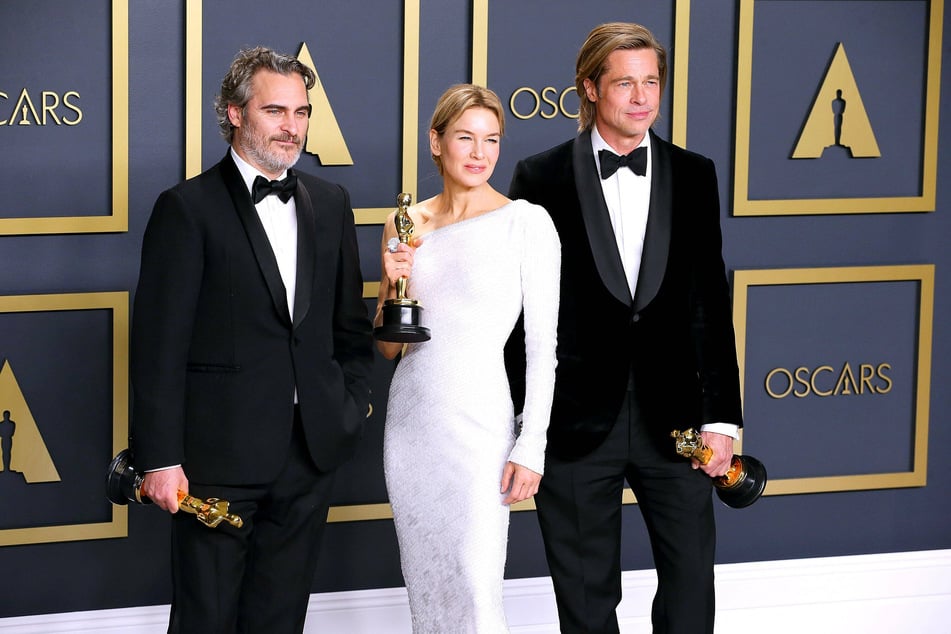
[
  {"xmin": 671, "ymin": 428, "xmax": 767, "ymax": 508},
  {"xmin": 373, "ymin": 192, "xmax": 432, "ymax": 343},
  {"xmin": 106, "ymin": 449, "xmax": 243, "ymax": 528}
]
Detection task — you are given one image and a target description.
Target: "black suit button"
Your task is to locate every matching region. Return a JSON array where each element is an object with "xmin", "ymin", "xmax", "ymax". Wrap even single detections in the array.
[{"xmin": 631, "ymin": 313, "xmax": 640, "ymax": 323}]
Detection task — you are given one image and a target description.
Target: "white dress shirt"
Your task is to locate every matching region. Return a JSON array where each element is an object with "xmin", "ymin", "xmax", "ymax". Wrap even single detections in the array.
[{"xmin": 590, "ymin": 125, "xmax": 650, "ymax": 298}]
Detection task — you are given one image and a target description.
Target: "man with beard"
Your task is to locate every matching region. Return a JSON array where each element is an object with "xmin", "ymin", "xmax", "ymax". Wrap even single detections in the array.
[{"xmin": 131, "ymin": 47, "xmax": 374, "ymax": 633}]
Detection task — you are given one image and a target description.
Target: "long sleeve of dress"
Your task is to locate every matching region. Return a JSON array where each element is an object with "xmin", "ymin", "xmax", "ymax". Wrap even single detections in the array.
[{"xmin": 507, "ymin": 203, "xmax": 561, "ymax": 474}]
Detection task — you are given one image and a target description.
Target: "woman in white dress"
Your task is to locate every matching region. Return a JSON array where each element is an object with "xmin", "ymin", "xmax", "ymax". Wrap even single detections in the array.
[{"xmin": 375, "ymin": 84, "xmax": 561, "ymax": 633}]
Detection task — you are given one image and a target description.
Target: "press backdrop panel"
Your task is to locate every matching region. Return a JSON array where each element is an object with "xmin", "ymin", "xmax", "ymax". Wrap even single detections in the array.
[
  {"xmin": 0, "ymin": 0, "xmax": 948, "ymax": 621},
  {"xmin": 735, "ymin": 266, "xmax": 932, "ymax": 494},
  {"xmin": 0, "ymin": 292, "xmax": 128, "ymax": 547},
  {"xmin": 0, "ymin": 0, "xmax": 127, "ymax": 234},
  {"xmin": 734, "ymin": 0, "xmax": 941, "ymax": 214}
]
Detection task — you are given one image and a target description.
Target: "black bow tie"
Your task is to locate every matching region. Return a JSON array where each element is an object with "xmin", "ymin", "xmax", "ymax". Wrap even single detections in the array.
[
  {"xmin": 598, "ymin": 147, "xmax": 647, "ymax": 179},
  {"xmin": 251, "ymin": 173, "xmax": 297, "ymax": 204}
]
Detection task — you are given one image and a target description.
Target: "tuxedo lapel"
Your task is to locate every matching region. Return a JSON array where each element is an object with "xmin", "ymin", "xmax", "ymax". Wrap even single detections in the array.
[
  {"xmin": 292, "ymin": 173, "xmax": 315, "ymax": 328},
  {"xmin": 633, "ymin": 130, "xmax": 672, "ymax": 313},
  {"xmin": 220, "ymin": 153, "xmax": 293, "ymax": 326},
  {"xmin": 571, "ymin": 131, "xmax": 632, "ymax": 307}
]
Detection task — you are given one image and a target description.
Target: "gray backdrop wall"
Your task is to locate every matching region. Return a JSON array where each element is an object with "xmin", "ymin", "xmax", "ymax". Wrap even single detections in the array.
[{"xmin": 1, "ymin": 0, "xmax": 948, "ymax": 619}]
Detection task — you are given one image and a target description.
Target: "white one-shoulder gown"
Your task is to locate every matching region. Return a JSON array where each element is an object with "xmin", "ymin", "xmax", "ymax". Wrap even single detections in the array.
[{"xmin": 384, "ymin": 200, "xmax": 560, "ymax": 633}]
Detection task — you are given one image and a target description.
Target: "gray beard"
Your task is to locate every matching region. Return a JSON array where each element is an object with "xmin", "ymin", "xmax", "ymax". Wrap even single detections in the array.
[{"xmin": 240, "ymin": 137, "xmax": 302, "ymax": 176}]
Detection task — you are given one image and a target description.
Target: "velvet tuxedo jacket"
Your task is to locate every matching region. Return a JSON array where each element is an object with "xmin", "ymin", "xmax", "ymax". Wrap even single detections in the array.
[
  {"xmin": 507, "ymin": 130, "xmax": 742, "ymax": 460},
  {"xmin": 131, "ymin": 152, "xmax": 374, "ymax": 485}
]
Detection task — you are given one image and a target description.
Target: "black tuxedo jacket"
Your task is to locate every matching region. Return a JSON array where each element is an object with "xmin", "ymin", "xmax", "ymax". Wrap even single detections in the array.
[
  {"xmin": 131, "ymin": 153, "xmax": 374, "ymax": 485},
  {"xmin": 507, "ymin": 130, "xmax": 742, "ymax": 460}
]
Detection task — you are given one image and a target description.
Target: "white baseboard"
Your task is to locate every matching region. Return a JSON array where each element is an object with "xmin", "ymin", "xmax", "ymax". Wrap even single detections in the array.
[{"xmin": 2, "ymin": 550, "xmax": 949, "ymax": 633}]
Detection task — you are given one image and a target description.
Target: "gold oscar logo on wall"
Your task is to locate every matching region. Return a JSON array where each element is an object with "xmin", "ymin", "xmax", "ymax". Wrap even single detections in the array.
[
  {"xmin": 764, "ymin": 362, "xmax": 893, "ymax": 399},
  {"xmin": 792, "ymin": 42, "xmax": 880, "ymax": 159},
  {"xmin": 509, "ymin": 86, "xmax": 579, "ymax": 121},
  {"xmin": 0, "ymin": 360, "xmax": 60, "ymax": 483},
  {"xmin": 296, "ymin": 42, "xmax": 353, "ymax": 166},
  {"xmin": 0, "ymin": 89, "xmax": 83, "ymax": 126}
]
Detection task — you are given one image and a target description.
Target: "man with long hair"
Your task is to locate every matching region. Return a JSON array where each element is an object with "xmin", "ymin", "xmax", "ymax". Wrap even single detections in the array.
[{"xmin": 507, "ymin": 23, "xmax": 743, "ymax": 633}]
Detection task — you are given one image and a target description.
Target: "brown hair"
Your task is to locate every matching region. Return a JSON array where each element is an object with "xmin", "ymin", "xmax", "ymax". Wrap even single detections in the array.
[
  {"xmin": 214, "ymin": 47, "xmax": 316, "ymax": 144},
  {"xmin": 575, "ymin": 22, "xmax": 667, "ymax": 132},
  {"xmin": 429, "ymin": 84, "xmax": 505, "ymax": 174}
]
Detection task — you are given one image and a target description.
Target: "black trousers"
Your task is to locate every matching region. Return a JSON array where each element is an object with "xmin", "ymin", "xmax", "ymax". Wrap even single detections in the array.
[
  {"xmin": 167, "ymin": 409, "xmax": 336, "ymax": 634},
  {"xmin": 535, "ymin": 390, "xmax": 716, "ymax": 634}
]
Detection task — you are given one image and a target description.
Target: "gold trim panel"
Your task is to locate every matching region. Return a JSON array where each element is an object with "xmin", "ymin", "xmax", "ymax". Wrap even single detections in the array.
[
  {"xmin": 471, "ymin": 0, "xmax": 689, "ymax": 148},
  {"xmin": 184, "ymin": 0, "xmax": 418, "ymax": 227},
  {"xmin": 0, "ymin": 1, "xmax": 129, "ymax": 235},
  {"xmin": 0, "ymin": 292, "xmax": 130, "ymax": 546},
  {"xmin": 732, "ymin": 265, "xmax": 933, "ymax": 495},
  {"xmin": 733, "ymin": 0, "xmax": 943, "ymax": 215}
]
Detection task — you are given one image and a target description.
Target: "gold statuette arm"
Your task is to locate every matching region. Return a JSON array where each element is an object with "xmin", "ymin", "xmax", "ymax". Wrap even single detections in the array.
[
  {"xmin": 671, "ymin": 428, "xmax": 713, "ymax": 464},
  {"xmin": 176, "ymin": 490, "xmax": 244, "ymax": 528}
]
